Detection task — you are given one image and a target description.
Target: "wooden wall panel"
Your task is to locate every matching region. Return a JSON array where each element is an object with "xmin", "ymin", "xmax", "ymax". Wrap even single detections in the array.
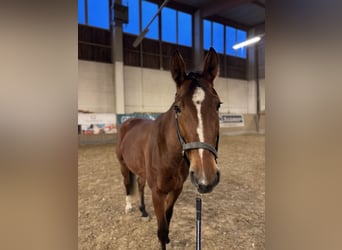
[{"xmin": 78, "ymin": 25, "xmax": 111, "ymax": 63}]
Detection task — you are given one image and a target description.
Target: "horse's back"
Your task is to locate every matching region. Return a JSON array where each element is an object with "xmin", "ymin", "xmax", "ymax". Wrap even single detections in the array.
[
  {"xmin": 116, "ymin": 118, "xmax": 154, "ymax": 176},
  {"xmin": 117, "ymin": 118, "xmax": 147, "ymax": 142}
]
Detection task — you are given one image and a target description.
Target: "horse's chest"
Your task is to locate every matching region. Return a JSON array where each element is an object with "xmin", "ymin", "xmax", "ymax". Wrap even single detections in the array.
[{"xmin": 155, "ymin": 166, "xmax": 188, "ymax": 193}]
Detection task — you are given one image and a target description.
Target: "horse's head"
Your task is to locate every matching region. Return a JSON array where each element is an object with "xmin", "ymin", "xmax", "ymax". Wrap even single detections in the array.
[{"xmin": 170, "ymin": 48, "xmax": 221, "ymax": 194}]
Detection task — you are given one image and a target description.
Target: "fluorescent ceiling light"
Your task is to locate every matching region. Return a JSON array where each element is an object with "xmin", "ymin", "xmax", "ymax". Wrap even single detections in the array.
[
  {"xmin": 233, "ymin": 36, "xmax": 261, "ymax": 49},
  {"xmin": 132, "ymin": 28, "xmax": 149, "ymax": 48}
]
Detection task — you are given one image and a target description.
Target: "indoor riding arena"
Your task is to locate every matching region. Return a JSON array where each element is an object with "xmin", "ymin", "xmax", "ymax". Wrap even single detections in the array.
[{"xmin": 78, "ymin": 0, "xmax": 265, "ymax": 249}]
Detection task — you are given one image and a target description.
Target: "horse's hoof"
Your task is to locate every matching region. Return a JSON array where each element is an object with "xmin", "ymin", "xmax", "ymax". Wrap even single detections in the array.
[
  {"xmin": 141, "ymin": 215, "xmax": 150, "ymax": 222},
  {"xmin": 125, "ymin": 205, "xmax": 133, "ymax": 214}
]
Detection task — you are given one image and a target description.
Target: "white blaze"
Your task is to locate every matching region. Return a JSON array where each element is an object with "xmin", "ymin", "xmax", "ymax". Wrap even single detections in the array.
[{"xmin": 192, "ymin": 87, "xmax": 205, "ymax": 161}]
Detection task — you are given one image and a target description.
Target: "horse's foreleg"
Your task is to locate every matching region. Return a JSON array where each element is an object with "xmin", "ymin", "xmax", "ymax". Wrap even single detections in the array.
[
  {"xmin": 152, "ymin": 190, "xmax": 169, "ymax": 249},
  {"xmin": 137, "ymin": 176, "xmax": 149, "ymax": 218},
  {"xmin": 165, "ymin": 188, "xmax": 182, "ymax": 226}
]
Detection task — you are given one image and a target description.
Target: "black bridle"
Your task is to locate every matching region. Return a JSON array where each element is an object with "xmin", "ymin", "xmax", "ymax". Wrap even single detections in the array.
[{"xmin": 174, "ymin": 105, "xmax": 219, "ymax": 166}]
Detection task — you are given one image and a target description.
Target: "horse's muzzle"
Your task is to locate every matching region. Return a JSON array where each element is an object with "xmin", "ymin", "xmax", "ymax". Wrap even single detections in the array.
[{"xmin": 190, "ymin": 170, "xmax": 220, "ymax": 194}]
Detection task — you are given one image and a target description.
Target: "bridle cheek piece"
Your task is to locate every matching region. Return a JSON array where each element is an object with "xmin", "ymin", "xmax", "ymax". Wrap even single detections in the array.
[{"xmin": 174, "ymin": 105, "xmax": 219, "ymax": 166}]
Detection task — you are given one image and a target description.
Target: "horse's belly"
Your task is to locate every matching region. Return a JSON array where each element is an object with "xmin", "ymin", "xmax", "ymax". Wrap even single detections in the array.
[{"xmin": 120, "ymin": 122, "xmax": 152, "ymax": 177}]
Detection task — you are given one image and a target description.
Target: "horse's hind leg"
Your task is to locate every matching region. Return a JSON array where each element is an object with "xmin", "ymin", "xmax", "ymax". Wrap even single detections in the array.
[
  {"xmin": 118, "ymin": 160, "xmax": 136, "ymax": 214},
  {"xmin": 124, "ymin": 172, "xmax": 135, "ymax": 214},
  {"xmin": 137, "ymin": 176, "xmax": 149, "ymax": 219}
]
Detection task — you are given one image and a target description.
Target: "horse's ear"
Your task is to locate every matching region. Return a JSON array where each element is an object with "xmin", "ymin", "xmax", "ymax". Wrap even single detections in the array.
[
  {"xmin": 170, "ymin": 50, "xmax": 186, "ymax": 89},
  {"xmin": 202, "ymin": 47, "xmax": 219, "ymax": 84}
]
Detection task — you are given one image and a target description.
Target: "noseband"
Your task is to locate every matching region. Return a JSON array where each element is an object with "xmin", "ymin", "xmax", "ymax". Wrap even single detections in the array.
[{"xmin": 174, "ymin": 105, "xmax": 219, "ymax": 166}]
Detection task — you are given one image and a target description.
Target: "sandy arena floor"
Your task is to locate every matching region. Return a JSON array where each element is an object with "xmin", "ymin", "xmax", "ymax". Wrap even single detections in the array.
[{"xmin": 78, "ymin": 134, "xmax": 265, "ymax": 250}]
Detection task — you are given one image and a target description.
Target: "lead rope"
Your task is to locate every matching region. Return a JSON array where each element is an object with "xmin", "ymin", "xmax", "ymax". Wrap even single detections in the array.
[{"xmin": 196, "ymin": 194, "xmax": 202, "ymax": 250}]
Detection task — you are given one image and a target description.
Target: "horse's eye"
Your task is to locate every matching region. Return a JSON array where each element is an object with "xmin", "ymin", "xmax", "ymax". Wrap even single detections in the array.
[
  {"xmin": 174, "ymin": 105, "xmax": 181, "ymax": 113},
  {"xmin": 217, "ymin": 102, "xmax": 222, "ymax": 110}
]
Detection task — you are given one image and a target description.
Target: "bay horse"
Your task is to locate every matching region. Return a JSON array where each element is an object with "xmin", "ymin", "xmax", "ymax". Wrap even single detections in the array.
[{"xmin": 116, "ymin": 48, "xmax": 221, "ymax": 249}]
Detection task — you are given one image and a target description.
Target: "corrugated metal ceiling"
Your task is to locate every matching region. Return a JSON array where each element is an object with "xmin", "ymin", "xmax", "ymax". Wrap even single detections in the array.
[{"xmin": 171, "ymin": 0, "xmax": 265, "ymax": 28}]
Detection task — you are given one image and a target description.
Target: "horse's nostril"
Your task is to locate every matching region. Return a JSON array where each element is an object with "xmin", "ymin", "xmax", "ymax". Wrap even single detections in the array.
[
  {"xmin": 190, "ymin": 171, "xmax": 198, "ymax": 187},
  {"xmin": 190, "ymin": 171, "xmax": 194, "ymax": 180}
]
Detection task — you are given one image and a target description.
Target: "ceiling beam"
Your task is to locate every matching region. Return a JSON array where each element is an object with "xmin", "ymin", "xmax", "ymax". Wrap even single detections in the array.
[
  {"xmin": 208, "ymin": 15, "xmax": 250, "ymax": 30},
  {"xmin": 252, "ymin": 0, "xmax": 265, "ymax": 8},
  {"xmin": 200, "ymin": 0, "xmax": 253, "ymax": 18}
]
